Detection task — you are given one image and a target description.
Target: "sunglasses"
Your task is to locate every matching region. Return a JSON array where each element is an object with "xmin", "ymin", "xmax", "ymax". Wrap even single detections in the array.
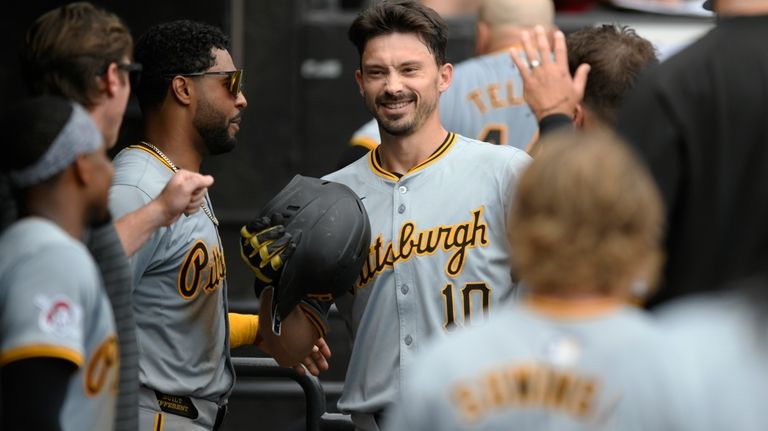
[
  {"xmin": 165, "ymin": 70, "xmax": 244, "ymax": 98},
  {"xmin": 100, "ymin": 61, "xmax": 143, "ymax": 87}
]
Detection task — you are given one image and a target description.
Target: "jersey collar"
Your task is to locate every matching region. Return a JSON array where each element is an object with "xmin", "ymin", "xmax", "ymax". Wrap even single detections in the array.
[{"xmin": 368, "ymin": 132, "xmax": 457, "ymax": 181}]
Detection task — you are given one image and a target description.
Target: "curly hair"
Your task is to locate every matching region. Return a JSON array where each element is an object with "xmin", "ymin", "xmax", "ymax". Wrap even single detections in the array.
[
  {"xmin": 508, "ymin": 129, "xmax": 663, "ymax": 298},
  {"xmin": 567, "ymin": 25, "xmax": 658, "ymax": 125},
  {"xmin": 22, "ymin": 2, "xmax": 133, "ymax": 109},
  {"xmin": 348, "ymin": 0, "xmax": 448, "ymax": 67},
  {"xmin": 134, "ymin": 20, "xmax": 230, "ymax": 111}
]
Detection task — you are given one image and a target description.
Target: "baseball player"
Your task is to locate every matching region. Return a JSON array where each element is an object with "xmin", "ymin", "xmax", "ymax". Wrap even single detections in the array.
[
  {"xmin": 20, "ymin": 4, "xmax": 215, "ymax": 430},
  {"xmin": 385, "ymin": 130, "xmax": 686, "ymax": 431},
  {"xmin": 344, "ymin": 0, "xmax": 553, "ymax": 163},
  {"xmin": 0, "ymin": 97, "xmax": 118, "ymax": 430},
  {"xmin": 256, "ymin": 2, "xmax": 530, "ymax": 430},
  {"xmin": 109, "ymin": 20, "xmax": 326, "ymax": 430}
]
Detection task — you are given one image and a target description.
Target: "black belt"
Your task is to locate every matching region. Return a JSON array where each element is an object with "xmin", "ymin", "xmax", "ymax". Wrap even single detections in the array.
[{"xmin": 154, "ymin": 390, "xmax": 227, "ymax": 430}]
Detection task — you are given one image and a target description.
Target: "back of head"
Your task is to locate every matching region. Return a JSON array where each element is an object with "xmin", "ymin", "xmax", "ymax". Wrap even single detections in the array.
[
  {"xmin": 134, "ymin": 20, "xmax": 230, "ymax": 112},
  {"xmin": 348, "ymin": 0, "xmax": 448, "ymax": 66},
  {"xmin": 509, "ymin": 129, "xmax": 663, "ymax": 298},
  {"xmin": 567, "ymin": 25, "xmax": 658, "ymax": 125},
  {"xmin": 478, "ymin": 0, "xmax": 554, "ymax": 29},
  {"xmin": 1, "ymin": 96, "xmax": 75, "ymax": 175},
  {"xmin": 22, "ymin": 2, "xmax": 133, "ymax": 109}
]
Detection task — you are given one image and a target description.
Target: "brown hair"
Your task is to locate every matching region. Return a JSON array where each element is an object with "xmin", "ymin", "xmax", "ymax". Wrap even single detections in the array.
[
  {"xmin": 22, "ymin": 2, "xmax": 133, "ymax": 108},
  {"xmin": 567, "ymin": 25, "xmax": 658, "ymax": 125},
  {"xmin": 348, "ymin": 0, "xmax": 448, "ymax": 67},
  {"xmin": 509, "ymin": 129, "xmax": 663, "ymax": 298}
]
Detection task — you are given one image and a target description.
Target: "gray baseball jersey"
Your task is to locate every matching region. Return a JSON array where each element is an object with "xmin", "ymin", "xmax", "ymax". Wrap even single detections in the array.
[
  {"xmin": 324, "ymin": 132, "xmax": 531, "ymax": 423},
  {"xmin": 655, "ymin": 284, "xmax": 768, "ymax": 431},
  {"xmin": 351, "ymin": 51, "xmax": 538, "ymax": 151},
  {"xmin": 109, "ymin": 144, "xmax": 234, "ymax": 405},
  {"xmin": 385, "ymin": 303, "xmax": 686, "ymax": 431},
  {"xmin": 0, "ymin": 217, "xmax": 118, "ymax": 431}
]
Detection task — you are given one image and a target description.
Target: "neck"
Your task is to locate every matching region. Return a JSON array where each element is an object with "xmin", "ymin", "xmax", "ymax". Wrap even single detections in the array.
[
  {"xmin": 21, "ymin": 180, "xmax": 86, "ymax": 240},
  {"xmin": 143, "ymin": 109, "xmax": 202, "ymax": 172},
  {"xmin": 717, "ymin": 1, "xmax": 768, "ymax": 15},
  {"xmin": 378, "ymin": 116, "xmax": 448, "ymax": 175},
  {"xmin": 485, "ymin": 27, "xmax": 528, "ymax": 54},
  {"xmin": 524, "ymin": 292, "xmax": 625, "ymax": 319},
  {"xmin": 88, "ymin": 104, "xmax": 118, "ymax": 149}
]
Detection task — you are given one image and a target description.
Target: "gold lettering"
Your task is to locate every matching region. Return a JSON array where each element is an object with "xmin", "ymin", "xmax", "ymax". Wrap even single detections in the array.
[
  {"xmin": 356, "ymin": 207, "xmax": 490, "ymax": 287},
  {"xmin": 467, "ymin": 90, "xmax": 488, "ymax": 114},
  {"xmin": 487, "ymin": 83, "xmax": 505, "ymax": 109},
  {"xmin": 453, "ymin": 384, "xmax": 484, "ymax": 423},
  {"xmin": 506, "ymin": 80, "xmax": 524, "ymax": 105}
]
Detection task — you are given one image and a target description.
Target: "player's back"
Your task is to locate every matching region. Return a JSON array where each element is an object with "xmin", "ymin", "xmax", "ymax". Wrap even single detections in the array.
[
  {"xmin": 441, "ymin": 51, "xmax": 537, "ymax": 149},
  {"xmin": 656, "ymin": 279, "xmax": 768, "ymax": 431},
  {"xmin": 385, "ymin": 303, "xmax": 685, "ymax": 431}
]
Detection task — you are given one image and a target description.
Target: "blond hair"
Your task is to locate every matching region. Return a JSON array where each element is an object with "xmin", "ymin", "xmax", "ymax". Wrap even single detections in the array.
[{"xmin": 509, "ymin": 129, "xmax": 663, "ymax": 298}]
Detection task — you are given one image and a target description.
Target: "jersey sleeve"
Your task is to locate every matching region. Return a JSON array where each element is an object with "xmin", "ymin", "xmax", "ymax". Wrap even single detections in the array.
[
  {"xmin": 501, "ymin": 149, "xmax": 533, "ymax": 225},
  {"xmin": 0, "ymin": 244, "xmax": 98, "ymax": 368}
]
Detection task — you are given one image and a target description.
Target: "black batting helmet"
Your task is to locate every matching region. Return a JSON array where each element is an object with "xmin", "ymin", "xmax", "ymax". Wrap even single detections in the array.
[{"xmin": 260, "ymin": 175, "xmax": 370, "ymax": 320}]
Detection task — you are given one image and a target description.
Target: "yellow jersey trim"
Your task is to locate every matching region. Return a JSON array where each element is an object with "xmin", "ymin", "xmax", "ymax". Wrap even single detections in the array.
[
  {"xmin": 524, "ymin": 294, "xmax": 624, "ymax": 320},
  {"xmin": 368, "ymin": 132, "xmax": 457, "ymax": 181},
  {"xmin": 0, "ymin": 344, "xmax": 83, "ymax": 367},
  {"xmin": 127, "ymin": 144, "xmax": 175, "ymax": 172},
  {"xmin": 351, "ymin": 136, "xmax": 379, "ymax": 151}
]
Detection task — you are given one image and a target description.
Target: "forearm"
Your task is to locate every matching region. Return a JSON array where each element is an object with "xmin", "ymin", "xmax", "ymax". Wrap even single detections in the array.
[
  {"xmin": 114, "ymin": 199, "xmax": 168, "ymax": 256},
  {"xmin": 258, "ymin": 290, "xmax": 321, "ymax": 367}
]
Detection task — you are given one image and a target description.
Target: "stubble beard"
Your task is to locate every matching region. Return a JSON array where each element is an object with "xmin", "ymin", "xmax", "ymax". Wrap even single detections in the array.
[{"xmin": 369, "ymin": 90, "xmax": 438, "ymax": 137}]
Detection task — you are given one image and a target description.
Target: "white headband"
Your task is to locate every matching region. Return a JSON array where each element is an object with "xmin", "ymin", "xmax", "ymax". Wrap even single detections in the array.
[{"xmin": 9, "ymin": 103, "xmax": 102, "ymax": 188}]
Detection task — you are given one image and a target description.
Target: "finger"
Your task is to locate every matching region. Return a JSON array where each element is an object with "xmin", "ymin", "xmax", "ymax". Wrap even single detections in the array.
[
  {"xmin": 552, "ymin": 30, "xmax": 568, "ymax": 69},
  {"xmin": 534, "ymin": 26, "xmax": 553, "ymax": 65},
  {"xmin": 316, "ymin": 338, "xmax": 332, "ymax": 359},
  {"xmin": 520, "ymin": 30, "xmax": 540, "ymax": 69},
  {"xmin": 292, "ymin": 364, "xmax": 306, "ymax": 376},
  {"xmin": 510, "ymin": 48, "xmax": 531, "ymax": 80},
  {"xmin": 303, "ymin": 357, "xmax": 320, "ymax": 376},
  {"xmin": 196, "ymin": 174, "xmax": 214, "ymax": 188},
  {"xmin": 573, "ymin": 63, "xmax": 591, "ymax": 99}
]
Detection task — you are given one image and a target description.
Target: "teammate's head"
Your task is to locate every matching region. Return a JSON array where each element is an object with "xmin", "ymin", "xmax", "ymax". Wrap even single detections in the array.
[
  {"xmin": 349, "ymin": 1, "xmax": 453, "ymax": 137},
  {"xmin": 134, "ymin": 20, "xmax": 247, "ymax": 156},
  {"xmin": 475, "ymin": 0, "xmax": 555, "ymax": 55},
  {"xmin": 1, "ymin": 96, "xmax": 113, "ymax": 224},
  {"xmin": 22, "ymin": 2, "xmax": 135, "ymax": 148},
  {"xmin": 509, "ymin": 130, "xmax": 663, "ymax": 299},
  {"xmin": 568, "ymin": 25, "xmax": 658, "ymax": 127}
]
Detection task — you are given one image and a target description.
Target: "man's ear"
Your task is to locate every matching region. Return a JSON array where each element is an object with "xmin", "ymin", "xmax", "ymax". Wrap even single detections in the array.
[
  {"xmin": 72, "ymin": 154, "xmax": 92, "ymax": 186},
  {"xmin": 438, "ymin": 62, "xmax": 453, "ymax": 93},
  {"xmin": 97, "ymin": 62, "xmax": 121, "ymax": 97},
  {"xmin": 475, "ymin": 21, "xmax": 490, "ymax": 56},
  {"xmin": 170, "ymin": 76, "xmax": 193, "ymax": 105},
  {"xmin": 572, "ymin": 104, "xmax": 585, "ymax": 128},
  {"xmin": 354, "ymin": 69, "xmax": 365, "ymax": 97}
]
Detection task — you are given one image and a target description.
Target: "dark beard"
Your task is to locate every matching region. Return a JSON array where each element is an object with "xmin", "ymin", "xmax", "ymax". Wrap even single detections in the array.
[
  {"xmin": 196, "ymin": 121, "xmax": 236, "ymax": 155},
  {"xmin": 194, "ymin": 98, "xmax": 238, "ymax": 156}
]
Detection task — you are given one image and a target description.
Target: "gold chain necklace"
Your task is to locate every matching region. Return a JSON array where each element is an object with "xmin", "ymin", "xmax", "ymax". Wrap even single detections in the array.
[{"xmin": 139, "ymin": 141, "xmax": 219, "ymax": 226}]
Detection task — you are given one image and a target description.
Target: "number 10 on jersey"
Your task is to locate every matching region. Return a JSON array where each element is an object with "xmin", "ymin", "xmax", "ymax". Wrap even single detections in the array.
[{"xmin": 441, "ymin": 282, "xmax": 491, "ymax": 329}]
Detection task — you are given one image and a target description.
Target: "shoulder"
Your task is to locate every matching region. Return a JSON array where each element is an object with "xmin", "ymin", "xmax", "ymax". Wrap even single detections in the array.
[
  {"xmin": 111, "ymin": 146, "xmax": 173, "ymax": 196},
  {"xmin": 324, "ymin": 153, "xmax": 371, "ymax": 184},
  {"xmin": 452, "ymin": 134, "xmax": 531, "ymax": 169}
]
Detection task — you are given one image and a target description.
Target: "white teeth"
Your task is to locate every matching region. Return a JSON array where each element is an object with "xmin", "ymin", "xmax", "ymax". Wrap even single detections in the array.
[{"xmin": 384, "ymin": 101, "xmax": 409, "ymax": 109}]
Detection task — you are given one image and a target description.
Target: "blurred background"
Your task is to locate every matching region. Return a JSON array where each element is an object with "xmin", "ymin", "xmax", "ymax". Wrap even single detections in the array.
[{"xmin": 0, "ymin": 0, "xmax": 714, "ymax": 429}]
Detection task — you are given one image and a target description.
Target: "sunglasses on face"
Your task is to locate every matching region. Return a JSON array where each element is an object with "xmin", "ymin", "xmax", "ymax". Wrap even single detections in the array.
[{"xmin": 165, "ymin": 69, "xmax": 244, "ymax": 98}]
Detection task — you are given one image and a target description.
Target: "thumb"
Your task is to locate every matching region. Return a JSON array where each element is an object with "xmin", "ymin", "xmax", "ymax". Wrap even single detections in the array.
[
  {"xmin": 197, "ymin": 174, "xmax": 215, "ymax": 188},
  {"xmin": 573, "ymin": 63, "xmax": 590, "ymax": 99}
]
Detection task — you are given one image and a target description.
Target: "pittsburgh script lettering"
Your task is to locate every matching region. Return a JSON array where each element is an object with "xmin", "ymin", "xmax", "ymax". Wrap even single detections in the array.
[{"xmin": 357, "ymin": 207, "xmax": 488, "ymax": 287}]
